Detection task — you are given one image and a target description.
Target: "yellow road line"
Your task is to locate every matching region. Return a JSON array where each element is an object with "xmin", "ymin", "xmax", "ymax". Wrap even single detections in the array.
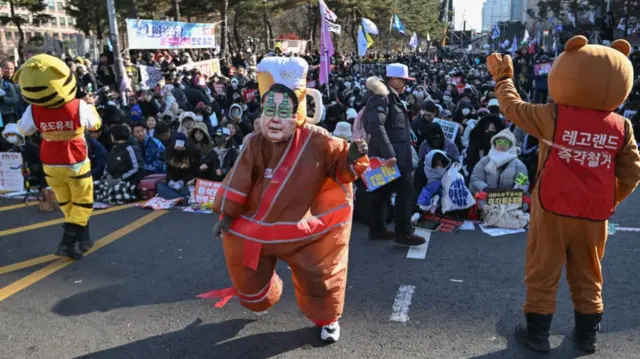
[
  {"xmin": 0, "ymin": 204, "xmax": 135, "ymax": 238},
  {"xmin": 0, "ymin": 254, "xmax": 60, "ymax": 275},
  {"xmin": 0, "ymin": 202, "xmax": 39, "ymax": 212},
  {"xmin": 0, "ymin": 210, "xmax": 167, "ymax": 303}
]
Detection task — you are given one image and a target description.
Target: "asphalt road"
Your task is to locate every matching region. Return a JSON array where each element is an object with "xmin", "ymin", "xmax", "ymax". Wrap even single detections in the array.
[{"xmin": 0, "ymin": 191, "xmax": 638, "ymax": 359}]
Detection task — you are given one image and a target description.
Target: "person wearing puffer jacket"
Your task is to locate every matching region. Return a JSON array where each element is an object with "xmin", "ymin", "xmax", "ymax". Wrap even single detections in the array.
[
  {"xmin": 177, "ymin": 111, "xmax": 197, "ymax": 135},
  {"xmin": 470, "ymin": 128, "xmax": 529, "ymax": 194}
]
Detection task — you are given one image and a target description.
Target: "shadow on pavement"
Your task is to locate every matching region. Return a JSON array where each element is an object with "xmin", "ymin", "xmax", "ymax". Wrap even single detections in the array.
[
  {"xmin": 469, "ymin": 312, "xmax": 589, "ymax": 359},
  {"xmin": 51, "ymin": 284, "xmax": 193, "ymax": 316},
  {"xmin": 75, "ymin": 318, "xmax": 330, "ymax": 359}
]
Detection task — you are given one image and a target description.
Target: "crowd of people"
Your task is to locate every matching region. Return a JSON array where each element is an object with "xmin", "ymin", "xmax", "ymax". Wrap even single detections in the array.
[{"xmin": 1, "ymin": 44, "xmax": 640, "ymax": 231}]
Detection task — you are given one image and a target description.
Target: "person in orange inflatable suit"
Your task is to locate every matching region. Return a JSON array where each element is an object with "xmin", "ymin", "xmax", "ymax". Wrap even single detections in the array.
[
  {"xmin": 487, "ymin": 36, "xmax": 640, "ymax": 354},
  {"xmin": 197, "ymin": 57, "xmax": 369, "ymax": 343}
]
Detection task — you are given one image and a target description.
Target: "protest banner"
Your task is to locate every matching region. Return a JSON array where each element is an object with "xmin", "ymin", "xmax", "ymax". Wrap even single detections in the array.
[
  {"xmin": 139, "ymin": 65, "xmax": 164, "ymax": 88},
  {"xmin": 126, "ymin": 19, "xmax": 216, "ymax": 50},
  {"xmin": 533, "ymin": 63, "xmax": 552, "ymax": 76},
  {"xmin": 214, "ymin": 84, "xmax": 226, "ymax": 97},
  {"xmin": 0, "ymin": 153, "xmax": 24, "ymax": 192},
  {"xmin": 434, "ymin": 119, "xmax": 460, "ymax": 142},
  {"xmin": 486, "ymin": 189, "xmax": 524, "ymax": 209},
  {"xmin": 362, "ymin": 157, "xmax": 401, "ymax": 191},
  {"xmin": 141, "ymin": 196, "xmax": 182, "ymax": 210},
  {"xmin": 193, "ymin": 179, "xmax": 221, "ymax": 204},
  {"xmin": 242, "ymin": 88, "xmax": 258, "ymax": 102},
  {"xmin": 418, "ymin": 213, "xmax": 463, "ymax": 233},
  {"xmin": 176, "ymin": 59, "xmax": 221, "ymax": 77}
]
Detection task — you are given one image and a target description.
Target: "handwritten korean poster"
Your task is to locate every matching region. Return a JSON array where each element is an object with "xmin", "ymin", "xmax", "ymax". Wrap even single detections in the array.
[
  {"xmin": 0, "ymin": 152, "xmax": 24, "ymax": 192},
  {"xmin": 193, "ymin": 179, "xmax": 221, "ymax": 204},
  {"xmin": 486, "ymin": 189, "xmax": 523, "ymax": 209}
]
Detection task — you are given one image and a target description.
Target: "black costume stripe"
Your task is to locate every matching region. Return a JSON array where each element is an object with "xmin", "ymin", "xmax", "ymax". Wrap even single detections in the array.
[
  {"xmin": 23, "ymin": 91, "xmax": 60, "ymax": 105},
  {"xmin": 22, "ymin": 86, "xmax": 49, "ymax": 92},
  {"xmin": 72, "ymin": 202, "xmax": 94, "ymax": 209},
  {"xmin": 63, "ymin": 72, "xmax": 74, "ymax": 86}
]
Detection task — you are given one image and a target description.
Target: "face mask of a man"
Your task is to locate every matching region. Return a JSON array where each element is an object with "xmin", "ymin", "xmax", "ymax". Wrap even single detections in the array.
[{"xmin": 259, "ymin": 91, "xmax": 296, "ymax": 143}]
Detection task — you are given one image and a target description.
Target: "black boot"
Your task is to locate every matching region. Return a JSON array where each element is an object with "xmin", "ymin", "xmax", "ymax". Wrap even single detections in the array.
[
  {"xmin": 78, "ymin": 223, "xmax": 94, "ymax": 252},
  {"xmin": 55, "ymin": 223, "xmax": 83, "ymax": 260},
  {"xmin": 514, "ymin": 313, "xmax": 553, "ymax": 352},
  {"xmin": 574, "ymin": 311, "xmax": 602, "ymax": 353}
]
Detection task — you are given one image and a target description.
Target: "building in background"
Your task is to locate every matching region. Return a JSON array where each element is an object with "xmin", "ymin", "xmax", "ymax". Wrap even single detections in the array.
[
  {"xmin": 483, "ymin": 0, "xmax": 540, "ymax": 30},
  {"xmin": 482, "ymin": 0, "xmax": 512, "ymax": 30},
  {"xmin": 0, "ymin": 0, "xmax": 80, "ymax": 54}
]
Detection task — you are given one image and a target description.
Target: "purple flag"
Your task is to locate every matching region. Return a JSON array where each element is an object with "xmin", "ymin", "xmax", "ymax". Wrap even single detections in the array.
[{"xmin": 319, "ymin": 0, "xmax": 335, "ymax": 85}]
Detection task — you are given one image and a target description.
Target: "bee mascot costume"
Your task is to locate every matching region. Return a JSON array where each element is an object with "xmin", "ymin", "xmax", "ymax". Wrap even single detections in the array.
[
  {"xmin": 15, "ymin": 54, "xmax": 101, "ymax": 260},
  {"xmin": 488, "ymin": 36, "xmax": 640, "ymax": 353}
]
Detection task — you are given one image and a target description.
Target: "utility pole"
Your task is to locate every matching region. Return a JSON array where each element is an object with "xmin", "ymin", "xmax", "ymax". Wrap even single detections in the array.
[{"xmin": 106, "ymin": 0, "xmax": 123, "ymax": 90}]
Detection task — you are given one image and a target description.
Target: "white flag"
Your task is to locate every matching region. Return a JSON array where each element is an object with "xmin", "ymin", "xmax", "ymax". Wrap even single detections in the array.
[
  {"xmin": 319, "ymin": 0, "xmax": 337, "ymax": 22},
  {"xmin": 327, "ymin": 20, "xmax": 341, "ymax": 35},
  {"xmin": 567, "ymin": 12, "xmax": 576, "ymax": 27},
  {"xmin": 361, "ymin": 17, "xmax": 379, "ymax": 35},
  {"xmin": 409, "ymin": 32, "xmax": 419, "ymax": 49},
  {"xmin": 523, "ymin": 29, "xmax": 530, "ymax": 42}
]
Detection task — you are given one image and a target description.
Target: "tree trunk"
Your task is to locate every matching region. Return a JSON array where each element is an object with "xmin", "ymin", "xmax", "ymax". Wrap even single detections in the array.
[
  {"xmin": 132, "ymin": 1, "xmax": 138, "ymax": 18},
  {"xmin": 96, "ymin": 8, "xmax": 104, "ymax": 40},
  {"xmin": 9, "ymin": 0, "xmax": 24, "ymax": 62},
  {"xmin": 173, "ymin": 0, "xmax": 180, "ymax": 21},
  {"xmin": 233, "ymin": 11, "xmax": 241, "ymax": 52},
  {"xmin": 262, "ymin": 9, "xmax": 269, "ymax": 50},
  {"xmin": 220, "ymin": 0, "xmax": 228, "ymax": 55},
  {"xmin": 351, "ymin": 8, "xmax": 358, "ymax": 58}
]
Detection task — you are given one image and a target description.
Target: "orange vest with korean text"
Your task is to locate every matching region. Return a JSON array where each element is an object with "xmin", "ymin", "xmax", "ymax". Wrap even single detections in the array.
[
  {"xmin": 31, "ymin": 99, "xmax": 87, "ymax": 166},
  {"xmin": 539, "ymin": 105, "xmax": 625, "ymax": 221}
]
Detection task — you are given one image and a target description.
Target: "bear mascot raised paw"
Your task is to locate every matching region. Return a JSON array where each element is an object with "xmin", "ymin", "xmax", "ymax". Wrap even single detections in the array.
[
  {"xmin": 14, "ymin": 54, "xmax": 102, "ymax": 260},
  {"xmin": 487, "ymin": 36, "xmax": 640, "ymax": 354}
]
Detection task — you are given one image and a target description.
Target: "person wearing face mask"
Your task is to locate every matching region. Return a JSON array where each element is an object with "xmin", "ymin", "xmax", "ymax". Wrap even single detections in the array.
[
  {"xmin": 470, "ymin": 129, "xmax": 529, "ymax": 194},
  {"xmin": 418, "ymin": 122, "xmax": 459, "ymax": 164},
  {"xmin": 464, "ymin": 115, "xmax": 507, "ymax": 176},
  {"xmin": 199, "ymin": 127, "xmax": 238, "ymax": 181},
  {"xmin": 1, "ymin": 123, "xmax": 43, "ymax": 187},
  {"xmin": 362, "ymin": 64, "xmax": 426, "ymax": 246}
]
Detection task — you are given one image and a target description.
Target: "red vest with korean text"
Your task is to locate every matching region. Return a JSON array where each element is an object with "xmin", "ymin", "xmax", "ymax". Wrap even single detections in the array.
[
  {"xmin": 31, "ymin": 99, "xmax": 87, "ymax": 166},
  {"xmin": 539, "ymin": 105, "xmax": 625, "ymax": 221}
]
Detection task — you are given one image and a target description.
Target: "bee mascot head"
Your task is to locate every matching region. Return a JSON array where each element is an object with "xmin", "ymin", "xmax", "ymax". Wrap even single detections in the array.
[{"xmin": 12, "ymin": 54, "xmax": 77, "ymax": 109}]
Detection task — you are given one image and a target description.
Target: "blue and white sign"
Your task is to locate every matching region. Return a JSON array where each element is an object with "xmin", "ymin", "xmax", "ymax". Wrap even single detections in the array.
[{"xmin": 126, "ymin": 19, "xmax": 217, "ymax": 50}]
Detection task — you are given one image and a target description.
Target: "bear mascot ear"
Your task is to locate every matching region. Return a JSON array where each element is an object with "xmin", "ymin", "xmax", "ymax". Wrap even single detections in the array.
[
  {"xmin": 564, "ymin": 35, "xmax": 588, "ymax": 52},
  {"xmin": 611, "ymin": 39, "xmax": 632, "ymax": 57}
]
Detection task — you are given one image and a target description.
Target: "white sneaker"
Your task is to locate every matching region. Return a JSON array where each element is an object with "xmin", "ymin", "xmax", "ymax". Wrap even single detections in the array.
[
  {"xmin": 320, "ymin": 321, "xmax": 340, "ymax": 343},
  {"xmin": 252, "ymin": 310, "xmax": 268, "ymax": 317}
]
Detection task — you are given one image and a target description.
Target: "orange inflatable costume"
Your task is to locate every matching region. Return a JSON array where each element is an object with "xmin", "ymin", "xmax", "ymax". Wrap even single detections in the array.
[
  {"xmin": 198, "ymin": 57, "xmax": 369, "ymax": 343},
  {"xmin": 488, "ymin": 36, "xmax": 640, "ymax": 353}
]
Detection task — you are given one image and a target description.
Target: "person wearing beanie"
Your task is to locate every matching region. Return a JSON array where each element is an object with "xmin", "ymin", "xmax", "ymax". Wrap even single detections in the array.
[
  {"xmin": 345, "ymin": 108, "xmax": 358, "ymax": 123},
  {"xmin": 332, "ymin": 121, "xmax": 353, "ymax": 141},
  {"xmin": 178, "ymin": 111, "xmax": 197, "ymax": 135},
  {"xmin": 165, "ymin": 132, "xmax": 201, "ymax": 193},
  {"xmin": 487, "ymin": 98, "xmax": 500, "ymax": 115},
  {"xmin": 418, "ymin": 122, "xmax": 459, "ymax": 163},
  {"xmin": 104, "ymin": 124, "xmax": 145, "ymax": 184},
  {"xmin": 469, "ymin": 128, "xmax": 529, "ymax": 194}
]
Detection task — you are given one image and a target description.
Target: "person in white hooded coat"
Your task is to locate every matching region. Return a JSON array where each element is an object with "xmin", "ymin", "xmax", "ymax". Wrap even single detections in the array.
[{"xmin": 470, "ymin": 128, "xmax": 529, "ymax": 194}]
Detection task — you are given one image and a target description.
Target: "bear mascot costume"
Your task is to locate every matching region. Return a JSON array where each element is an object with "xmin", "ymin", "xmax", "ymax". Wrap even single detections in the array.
[
  {"xmin": 197, "ymin": 57, "xmax": 370, "ymax": 343},
  {"xmin": 15, "ymin": 54, "xmax": 102, "ymax": 260},
  {"xmin": 488, "ymin": 36, "xmax": 640, "ymax": 353}
]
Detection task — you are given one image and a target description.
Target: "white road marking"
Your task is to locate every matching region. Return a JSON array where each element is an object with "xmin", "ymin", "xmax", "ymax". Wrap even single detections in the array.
[
  {"xmin": 390, "ymin": 285, "xmax": 416, "ymax": 323},
  {"xmin": 617, "ymin": 227, "xmax": 640, "ymax": 232},
  {"xmin": 450, "ymin": 279, "xmax": 464, "ymax": 283},
  {"xmin": 407, "ymin": 229, "xmax": 431, "ymax": 260}
]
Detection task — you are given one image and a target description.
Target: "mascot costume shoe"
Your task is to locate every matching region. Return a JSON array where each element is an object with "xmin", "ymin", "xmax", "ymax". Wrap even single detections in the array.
[
  {"xmin": 488, "ymin": 36, "xmax": 640, "ymax": 353},
  {"xmin": 198, "ymin": 57, "xmax": 370, "ymax": 343},
  {"xmin": 15, "ymin": 54, "xmax": 101, "ymax": 260}
]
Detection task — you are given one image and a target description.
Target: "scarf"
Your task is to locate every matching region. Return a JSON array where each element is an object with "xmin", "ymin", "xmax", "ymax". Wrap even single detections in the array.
[
  {"xmin": 485, "ymin": 148, "xmax": 517, "ymax": 176},
  {"xmin": 425, "ymin": 167, "xmax": 448, "ymax": 183}
]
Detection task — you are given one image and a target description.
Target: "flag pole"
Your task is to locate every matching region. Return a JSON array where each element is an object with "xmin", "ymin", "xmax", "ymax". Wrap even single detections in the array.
[{"xmin": 387, "ymin": 14, "xmax": 393, "ymax": 54}]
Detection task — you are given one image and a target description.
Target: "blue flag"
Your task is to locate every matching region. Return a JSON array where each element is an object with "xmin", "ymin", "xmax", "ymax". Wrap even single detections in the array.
[
  {"xmin": 392, "ymin": 14, "xmax": 406, "ymax": 35},
  {"xmin": 491, "ymin": 24, "xmax": 501, "ymax": 40}
]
